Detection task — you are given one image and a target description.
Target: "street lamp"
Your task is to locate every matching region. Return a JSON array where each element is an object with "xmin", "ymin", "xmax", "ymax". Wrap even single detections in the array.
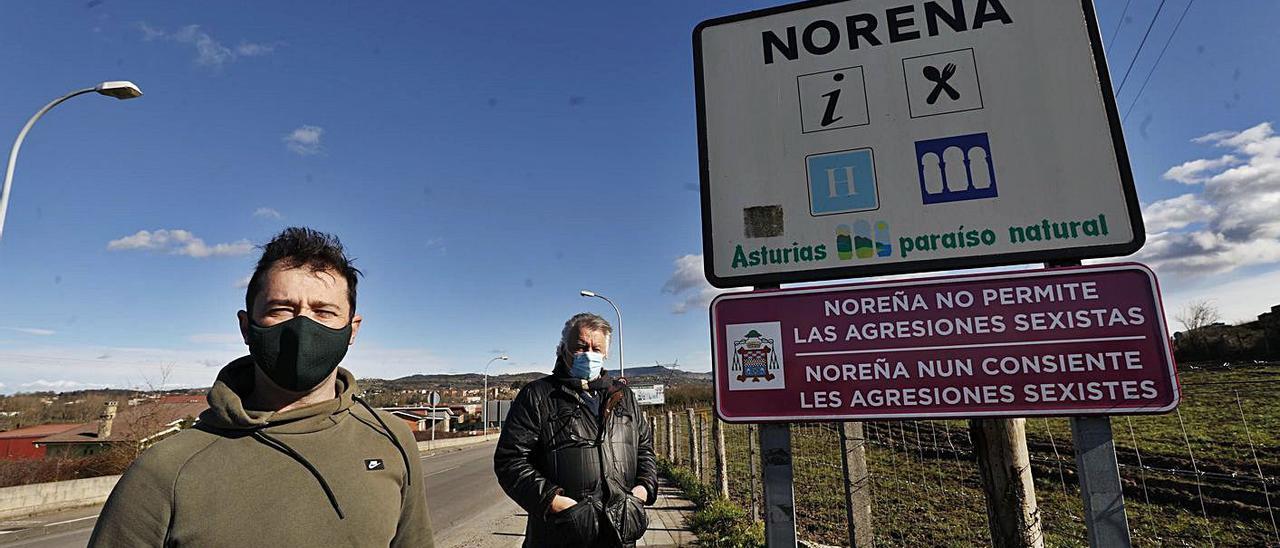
[
  {"xmin": 483, "ymin": 355, "xmax": 508, "ymax": 434},
  {"xmin": 0, "ymin": 81, "xmax": 143, "ymax": 242},
  {"xmin": 580, "ymin": 289, "xmax": 625, "ymax": 377}
]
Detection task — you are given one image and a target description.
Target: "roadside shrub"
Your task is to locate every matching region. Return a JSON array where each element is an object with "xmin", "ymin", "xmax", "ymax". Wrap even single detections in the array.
[
  {"xmin": 659, "ymin": 459, "xmax": 764, "ymax": 548},
  {"xmin": 0, "ymin": 448, "xmax": 131, "ymax": 488}
]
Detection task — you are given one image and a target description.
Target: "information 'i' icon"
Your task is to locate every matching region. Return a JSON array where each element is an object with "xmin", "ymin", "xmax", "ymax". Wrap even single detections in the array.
[{"xmin": 820, "ymin": 73, "xmax": 844, "ymax": 127}]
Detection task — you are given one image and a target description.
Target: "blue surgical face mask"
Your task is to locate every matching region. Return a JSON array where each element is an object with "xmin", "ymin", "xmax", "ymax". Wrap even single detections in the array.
[{"xmin": 570, "ymin": 351, "xmax": 604, "ymax": 380}]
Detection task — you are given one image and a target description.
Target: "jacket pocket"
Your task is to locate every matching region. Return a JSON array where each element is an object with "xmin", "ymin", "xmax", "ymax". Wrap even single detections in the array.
[
  {"xmin": 551, "ymin": 497, "xmax": 600, "ymax": 546},
  {"xmin": 616, "ymin": 493, "xmax": 650, "ymax": 543}
]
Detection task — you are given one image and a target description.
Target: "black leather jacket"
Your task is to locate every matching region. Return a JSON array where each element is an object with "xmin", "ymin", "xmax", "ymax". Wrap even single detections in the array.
[{"xmin": 494, "ymin": 371, "xmax": 658, "ymax": 548}]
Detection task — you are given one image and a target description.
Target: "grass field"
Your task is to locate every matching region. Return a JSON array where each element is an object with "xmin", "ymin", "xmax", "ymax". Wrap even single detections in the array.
[{"xmin": 662, "ymin": 363, "xmax": 1280, "ymax": 546}]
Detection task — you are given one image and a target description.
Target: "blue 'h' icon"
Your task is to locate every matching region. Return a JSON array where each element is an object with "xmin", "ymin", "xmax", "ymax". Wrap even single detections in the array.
[
  {"xmin": 806, "ymin": 148, "xmax": 879, "ymax": 216},
  {"xmin": 915, "ymin": 133, "xmax": 998, "ymax": 204}
]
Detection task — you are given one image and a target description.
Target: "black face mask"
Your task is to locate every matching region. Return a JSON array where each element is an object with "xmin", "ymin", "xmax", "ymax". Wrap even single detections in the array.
[{"xmin": 246, "ymin": 316, "xmax": 352, "ymax": 392}]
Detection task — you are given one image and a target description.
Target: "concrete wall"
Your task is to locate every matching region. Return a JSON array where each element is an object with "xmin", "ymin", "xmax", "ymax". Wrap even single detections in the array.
[
  {"xmin": 416, "ymin": 432, "xmax": 499, "ymax": 453},
  {"xmin": 0, "ymin": 475, "xmax": 120, "ymax": 520},
  {"xmin": 0, "ymin": 434, "xmax": 500, "ymax": 520}
]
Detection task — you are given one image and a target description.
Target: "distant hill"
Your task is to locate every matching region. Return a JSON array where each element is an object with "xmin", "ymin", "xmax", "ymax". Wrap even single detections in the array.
[
  {"xmin": 620, "ymin": 365, "xmax": 712, "ymax": 381},
  {"xmin": 364, "ymin": 364, "xmax": 709, "ymax": 391}
]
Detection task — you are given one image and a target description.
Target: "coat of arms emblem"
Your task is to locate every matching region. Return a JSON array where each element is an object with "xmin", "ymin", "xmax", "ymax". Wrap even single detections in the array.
[{"xmin": 732, "ymin": 329, "xmax": 780, "ymax": 383}]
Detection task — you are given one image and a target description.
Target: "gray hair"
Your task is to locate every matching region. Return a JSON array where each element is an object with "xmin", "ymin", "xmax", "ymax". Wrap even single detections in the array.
[{"xmin": 558, "ymin": 313, "xmax": 613, "ymax": 357}]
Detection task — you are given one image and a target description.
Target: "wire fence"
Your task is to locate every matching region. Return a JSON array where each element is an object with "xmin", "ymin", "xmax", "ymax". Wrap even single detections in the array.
[{"xmin": 647, "ymin": 365, "xmax": 1280, "ymax": 547}]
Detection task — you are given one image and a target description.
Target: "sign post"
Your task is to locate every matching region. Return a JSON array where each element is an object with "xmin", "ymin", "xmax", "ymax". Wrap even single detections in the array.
[
  {"xmin": 428, "ymin": 390, "xmax": 441, "ymax": 449},
  {"xmin": 759, "ymin": 422, "xmax": 798, "ymax": 547},
  {"xmin": 693, "ymin": 1, "xmax": 1161, "ymax": 545},
  {"xmin": 1072, "ymin": 416, "xmax": 1131, "ymax": 546}
]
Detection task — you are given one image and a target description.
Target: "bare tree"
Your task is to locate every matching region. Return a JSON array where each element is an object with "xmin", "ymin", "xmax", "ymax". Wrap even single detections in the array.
[{"xmin": 1176, "ymin": 300, "xmax": 1221, "ymax": 332}]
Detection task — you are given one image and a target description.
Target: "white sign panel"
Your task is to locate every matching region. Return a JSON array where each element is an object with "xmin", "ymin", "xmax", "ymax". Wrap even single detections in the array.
[
  {"xmin": 633, "ymin": 384, "xmax": 666, "ymax": 405},
  {"xmin": 695, "ymin": 0, "xmax": 1144, "ymax": 288}
]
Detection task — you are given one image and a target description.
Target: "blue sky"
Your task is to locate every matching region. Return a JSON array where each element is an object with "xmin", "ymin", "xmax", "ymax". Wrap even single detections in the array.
[{"xmin": 0, "ymin": 1, "xmax": 1276, "ymax": 392}]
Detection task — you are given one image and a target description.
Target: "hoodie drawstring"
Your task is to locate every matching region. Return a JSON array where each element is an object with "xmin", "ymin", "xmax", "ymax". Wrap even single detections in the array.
[
  {"xmin": 353, "ymin": 395, "xmax": 413, "ymax": 486},
  {"xmin": 251, "ymin": 430, "xmax": 347, "ymax": 520}
]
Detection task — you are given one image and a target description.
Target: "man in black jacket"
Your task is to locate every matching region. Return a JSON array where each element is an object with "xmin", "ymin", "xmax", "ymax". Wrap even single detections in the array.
[{"xmin": 494, "ymin": 313, "xmax": 658, "ymax": 547}]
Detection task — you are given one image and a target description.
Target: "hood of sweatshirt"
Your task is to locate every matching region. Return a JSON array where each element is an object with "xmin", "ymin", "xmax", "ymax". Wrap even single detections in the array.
[
  {"xmin": 199, "ymin": 355, "xmax": 357, "ymax": 435},
  {"xmin": 194, "ymin": 356, "xmax": 412, "ymax": 521}
]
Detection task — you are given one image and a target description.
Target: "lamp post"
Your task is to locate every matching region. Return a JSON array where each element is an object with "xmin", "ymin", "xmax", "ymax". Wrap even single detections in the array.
[
  {"xmin": 483, "ymin": 355, "xmax": 508, "ymax": 434},
  {"xmin": 580, "ymin": 290, "xmax": 624, "ymax": 377},
  {"xmin": 1, "ymin": 81, "xmax": 143, "ymax": 242}
]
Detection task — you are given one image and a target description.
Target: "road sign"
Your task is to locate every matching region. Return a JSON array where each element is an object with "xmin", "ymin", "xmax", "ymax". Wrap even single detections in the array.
[
  {"xmin": 711, "ymin": 263, "xmax": 1178, "ymax": 422},
  {"xmin": 427, "ymin": 391, "xmax": 441, "ymax": 407},
  {"xmin": 633, "ymin": 384, "xmax": 666, "ymax": 405},
  {"xmin": 694, "ymin": 0, "xmax": 1143, "ymax": 288}
]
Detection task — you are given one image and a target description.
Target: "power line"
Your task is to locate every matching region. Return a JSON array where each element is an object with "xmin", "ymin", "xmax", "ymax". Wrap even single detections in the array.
[
  {"xmin": 1123, "ymin": 0, "xmax": 1196, "ymax": 122},
  {"xmin": 1107, "ymin": 0, "xmax": 1135, "ymax": 47},
  {"xmin": 1114, "ymin": 0, "xmax": 1171, "ymax": 96}
]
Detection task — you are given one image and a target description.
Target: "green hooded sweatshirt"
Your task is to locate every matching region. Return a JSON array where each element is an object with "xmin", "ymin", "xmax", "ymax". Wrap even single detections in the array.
[{"xmin": 88, "ymin": 357, "xmax": 433, "ymax": 547}]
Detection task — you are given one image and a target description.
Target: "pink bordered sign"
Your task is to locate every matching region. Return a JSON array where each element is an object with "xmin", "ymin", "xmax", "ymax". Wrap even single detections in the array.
[{"xmin": 711, "ymin": 263, "xmax": 1179, "ymax": 422}]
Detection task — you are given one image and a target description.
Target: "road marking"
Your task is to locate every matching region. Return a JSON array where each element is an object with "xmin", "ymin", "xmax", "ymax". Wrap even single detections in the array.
[
  {"xmin": 424, "ymin": 465, "xmax": 459, "ymax": 478},
  {"xmin": 45, "ymin": 515, "xmax": 98, "ymax": 527}
]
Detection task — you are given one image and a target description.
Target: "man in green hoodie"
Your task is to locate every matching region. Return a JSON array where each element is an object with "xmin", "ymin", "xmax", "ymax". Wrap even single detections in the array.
[{"xmin": 89, "ymin": 227, "xmax": 433, "ymax": 547}]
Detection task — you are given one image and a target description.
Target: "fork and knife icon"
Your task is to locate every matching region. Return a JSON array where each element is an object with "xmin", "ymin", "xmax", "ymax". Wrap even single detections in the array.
[{"xmin": 923, "ymin": 63, "xmax": 961, "ymax": 104}]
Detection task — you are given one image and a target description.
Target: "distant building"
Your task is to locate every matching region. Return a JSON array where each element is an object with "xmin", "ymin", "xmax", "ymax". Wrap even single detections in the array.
[
  {"xmin": 0, "ymin": 424, "xmax": 81, "ymax": 459},
  {"xmin": 36, "ymin": 400, "xmax": 207, "ymax": 458},
  {"xmin": 383, "ymin": 407, "xmax": 456, "ymax": 433}
]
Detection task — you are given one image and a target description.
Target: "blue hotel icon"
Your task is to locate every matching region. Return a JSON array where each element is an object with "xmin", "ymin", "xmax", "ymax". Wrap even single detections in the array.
[
  {"xmin": 806, "ymin": 148, "xmax": 879, "ymax": 216},
  {"xmin": 915, "ymin": 132, "xmax": 998, "ymax": 204}
]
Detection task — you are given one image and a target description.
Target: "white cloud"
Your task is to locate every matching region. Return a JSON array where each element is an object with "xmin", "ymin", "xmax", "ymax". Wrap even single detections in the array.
[
  {"xmin": 284, "ymin": 125, "xmax": 324, "ymax": 156},
  {"xmin": 136, "ymin": 22, "xmax": 278, "ymax": 68},
  {"xmin": 662, "ymin": 254, "xmax": 738, "ymax": 314},
  {"xmin": 1160, "ymin": 268, "xmax": 1280, "ymax": 329},
  {"xmin": 1162, "ymin": 155, "xmax": 1241, "ymax": 184},
  {"xmin": 3, "ymin": 327, "xmax": 56, "ymax": 336},
  {"xmin": 107, "ymin": 229, "xmax": 254, "ymax": 258},
  {"xmin": 1134, "ymin": 122, "xmax": 1280, "ymax": 276},
  {"xmin": 234, "ymin": 42, "xmax": 276, "ymax": 57},
  {"xmin": 21, "ymin": 379, "xmax": 97, "ymax": 391},
  {"xmin": 138, "ymin": 21, "xmax": 165, "ymax": 41},
  {"xmin": 1141, "ymin": 194, "xmax": 1214, "ymax": 233},
  {"xmin": 253, "ymin": 207, "xmax": 282, "ymax": 219}
]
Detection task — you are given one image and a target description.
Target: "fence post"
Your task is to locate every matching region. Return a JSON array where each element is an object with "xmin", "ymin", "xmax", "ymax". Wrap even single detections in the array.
[
  {"xmin": 666, "ymin": 409, "xmax": 676, "ymax": 462},
  {"xmin": 700, "ymin": 414, "xmax": 710, "ymax": 482},
  {"xmin": 650, "ymin": 415, "xmax": 659, "ymax": 460},
  {"xmin": 759, "ymin": 423, "xmax": 797, "ymax": 546},
  {"xmin": 970, "ymin": 418, "xmax": 1044, "ymax": 548},
  {"xmin": 839, "ymin": 421, "xmax": 874, "ymax": 547},
  {"xmin": 687, "ymin": 409, "xmax": 701, "ymax": 478},
  {"xmin": 713, "ymin": 414, "xmax": 729, "ymax": 499},
  {"xmin": 1071, "ymin": 417, "xmax": 1132, "ymax": 547}
]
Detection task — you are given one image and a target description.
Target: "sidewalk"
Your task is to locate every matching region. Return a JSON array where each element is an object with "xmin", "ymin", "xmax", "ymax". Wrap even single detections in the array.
[{"xmin": 637, "ymin": 476, "xmax": 697, "ymax": 547}]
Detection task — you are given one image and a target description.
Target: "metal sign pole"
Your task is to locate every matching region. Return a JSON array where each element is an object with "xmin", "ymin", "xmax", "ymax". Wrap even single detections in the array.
[
  {"xmin": 752, "ymin": 283, "xmax": 797, "ymax": 547},
  {"xmin": 1046, "ymin": 260, "xmax": 1132, "ymax": 547},
  {"xmin": 758, "ymin": 422, "xmax": 797, "ymax": 547},
  {"xmin": 1072, "ymin": 417, "xmax": 1132, "ymax": 547}
]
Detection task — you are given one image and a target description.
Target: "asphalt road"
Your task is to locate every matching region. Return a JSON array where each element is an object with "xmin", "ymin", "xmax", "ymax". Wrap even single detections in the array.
[{"xmin": 0, "ymin": 440, "xmax": 521, "ymax": 548}]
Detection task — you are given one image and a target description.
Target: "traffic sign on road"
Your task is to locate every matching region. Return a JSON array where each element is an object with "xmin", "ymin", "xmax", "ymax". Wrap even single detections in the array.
[
  {"xmin": 695, "ymin": 0, "xmax": 1144, "ymax": 288},
  {"xmin": 711, "ymin": 264, "xmax": 1178, "ymax": 422}
]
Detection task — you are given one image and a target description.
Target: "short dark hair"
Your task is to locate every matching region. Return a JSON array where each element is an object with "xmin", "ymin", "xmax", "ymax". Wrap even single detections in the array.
[{"xmin": 245, "ymin": 227, "xmax": 363, "ymax": 317}]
